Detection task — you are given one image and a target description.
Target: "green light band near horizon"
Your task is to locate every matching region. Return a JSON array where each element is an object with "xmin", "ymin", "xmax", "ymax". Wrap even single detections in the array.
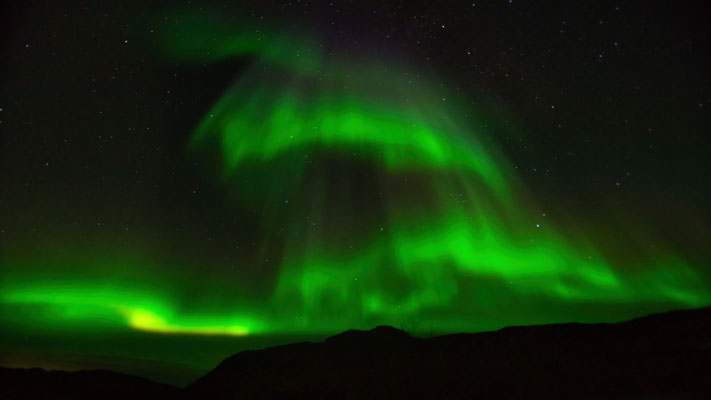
[{"xmin": 1, "ymin": 16, "xmax": 709, "ymax": 339}]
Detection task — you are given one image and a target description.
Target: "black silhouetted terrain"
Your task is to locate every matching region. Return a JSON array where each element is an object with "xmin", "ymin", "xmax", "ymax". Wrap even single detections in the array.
[
  {"xmin": 0, "ymin": 367, "xmax": 181, "ymax": 400},
  {"xmin": 186, "ymin": 307, "xmax": 711, "ymax": 399},
  {"xmin": 3, "ymin": 307, "xmax": 710, "ymax": 399}
]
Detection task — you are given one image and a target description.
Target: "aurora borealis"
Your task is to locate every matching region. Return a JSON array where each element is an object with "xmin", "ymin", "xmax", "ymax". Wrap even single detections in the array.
[{"xmin": 1, "ymin": 1, "xmax": 710, "ymax": 385}]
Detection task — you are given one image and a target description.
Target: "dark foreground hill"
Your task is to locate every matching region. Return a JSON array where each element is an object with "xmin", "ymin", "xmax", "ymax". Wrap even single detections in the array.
[
  {"xmin": 0, "ymin": 367, "xmax": 181, "ymax": 400},
  {"xmin": 3, "ymin": 307, "xmax": 710, "ymax": 399}
]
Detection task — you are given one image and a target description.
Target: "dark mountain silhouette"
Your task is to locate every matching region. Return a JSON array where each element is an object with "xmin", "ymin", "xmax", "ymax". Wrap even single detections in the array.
[
  {"xmin": 186, "ymin": 307, "xmax": 711, "ymax": 399},
  {"xmin": 3, "ymin": 307, "xmax": 710, "ymax": 399},
  {"xmin": 0, "ymin": 366, "xmax": 181, "ymax": 400}
]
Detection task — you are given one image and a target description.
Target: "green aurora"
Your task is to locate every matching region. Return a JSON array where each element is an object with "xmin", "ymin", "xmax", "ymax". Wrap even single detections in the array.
[{"xmin": 1, "ymin": 17, "xmax": 709, "ymax": 347}]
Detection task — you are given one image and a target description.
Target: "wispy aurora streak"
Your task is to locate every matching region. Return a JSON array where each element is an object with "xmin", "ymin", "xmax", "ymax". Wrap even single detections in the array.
[{"xmin": 1, "ymin": 17, "xmax": 709, "ymax": 338}]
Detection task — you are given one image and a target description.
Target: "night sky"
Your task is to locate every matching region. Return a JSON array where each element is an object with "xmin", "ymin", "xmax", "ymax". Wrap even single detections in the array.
[{"xmin": 1, "ymin": 0, "xmax": 709, "ymax": 385}]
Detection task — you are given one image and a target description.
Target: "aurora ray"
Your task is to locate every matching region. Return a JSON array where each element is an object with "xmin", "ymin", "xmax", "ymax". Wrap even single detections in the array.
[{"xmin": 1, "ymin": 11, "xmax": 709, "ymax": 343}]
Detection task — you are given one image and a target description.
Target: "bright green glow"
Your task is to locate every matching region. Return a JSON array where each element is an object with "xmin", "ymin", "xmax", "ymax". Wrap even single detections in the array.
[
  {"xmin": 1, "ymin": 278, "xmax": 262, "ymax": 336},
  {"xmin": 181, "ymin": 21, "xmax": 709, "ymax": 334},
  {"xmin": 266, "ymin": 209, "xmax": 708, "ymax": 333},
  {"xmin": 194, "ymin": 66, "xmax": 509, "ymax": 198},
  {"xmin": 1, "ymin": 15, "xmax": 709, "ymax": 350}
]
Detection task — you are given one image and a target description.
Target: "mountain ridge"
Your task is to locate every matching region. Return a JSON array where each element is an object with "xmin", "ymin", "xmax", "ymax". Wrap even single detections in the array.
[{"xmin": 2, "ymin": 306, "xmax": 709, "ymax": 399}]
